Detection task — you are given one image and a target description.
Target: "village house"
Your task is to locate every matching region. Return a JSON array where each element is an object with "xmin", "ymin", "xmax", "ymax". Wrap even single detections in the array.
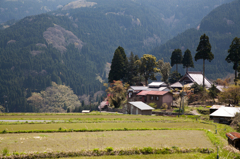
[
  {"xmin": 178, "ymin": 71, "xmax": 213, "ymax": 88},
  {"xmin": 136, "ymin": 91, "xmax": 173, "ymax": 109},
  {"xmin": 210, "ymin": 106, "xmax": 240, "ymax": 124},
  {"xmin": 123, "ymin": 101, "xmax": 154, "ymax": 115},
  {"xmin": 128, "ymin": 82, "xmax": 170, "ymax": 102},
  {"xmin": 170, "ymin": 71, "xmax": 224, "ymax": 92}
]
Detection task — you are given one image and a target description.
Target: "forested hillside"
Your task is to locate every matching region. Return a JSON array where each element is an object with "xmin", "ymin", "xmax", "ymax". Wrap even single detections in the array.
[
  {"xmin": 0, "ymin": 0, "xmax": 235, "ymax": 112},
  {"xmin": 0, "ymin": 0, "xmax": 75, "ymax": 24},
  {"xmin": 0, "ymin": 14, "xmax": 103, "ymax": 112},
  {"xmin": 149, "ymin": 0, "xmax": 240, "ymax": 79}
]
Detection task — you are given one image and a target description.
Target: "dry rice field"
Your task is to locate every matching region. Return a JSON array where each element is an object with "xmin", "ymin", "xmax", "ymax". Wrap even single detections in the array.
[{"xmin": 0, "ymin": 130, "xmax": 214, "ymax": 154}]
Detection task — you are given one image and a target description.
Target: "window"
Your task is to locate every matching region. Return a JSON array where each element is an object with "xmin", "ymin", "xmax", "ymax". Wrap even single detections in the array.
[
  {"xmin": 156, "ymin": 96, "xmax": 159, "ymax": 101},
  {"xmin": 150, "ymin": 96, "xmax": 154, "ymax": 100}
]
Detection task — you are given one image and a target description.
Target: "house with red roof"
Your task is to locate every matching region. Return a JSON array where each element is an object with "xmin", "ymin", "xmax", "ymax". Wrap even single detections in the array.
[{"xmin": 136, "ymin": 90, "xmax": 173, "ymax": 109}]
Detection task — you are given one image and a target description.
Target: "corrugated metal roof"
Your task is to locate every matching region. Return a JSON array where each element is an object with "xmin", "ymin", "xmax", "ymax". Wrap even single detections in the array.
[
  {"xmin": 216, "ymin": 85, "xmax": 227, "ymax": 92},
  {"xmin": 130, "ymin": 86, "xmax": 148, "ymax": 91},
  {"xmin": 148, "ymin": 82, "xmax": 166, "ymax": 87},
  {"xmin": 130, "ymin": 86, "xmax": 169, "ymax": 92},
  {"xmin": 226, "ymin": 132, "xmax": 240, "ymax": 141},
  {"xmin": 129, "ymin": 101, "xmax": 154, "ymax": 110},
  {"xmin": 146, "ymin": 91, "xmax": 169, "ymax": 95},
  {"xmin": 210, "ymin": 107, "xmax": 240, "ymax": 117},
  {"xmin": 98, "ymin": 101, "xmax": 109, "ymax": 109},
  {"xmin": 137, "ymin": 91, "xmax": 150, "ymax": 96},
  {"xmin": 188, "ymin": 72, "xmax": 212, "ymax": 88},
  {"xmin": 210, "ymin": 105, "xmax": 224, "ymax": 109},
  {"xmin": 137, "ymin": 91, "xmax": 168, "ymax": 96},
  {"xmin": 170, "ymin": 82, "xmax": 183, "ymax": 88}
]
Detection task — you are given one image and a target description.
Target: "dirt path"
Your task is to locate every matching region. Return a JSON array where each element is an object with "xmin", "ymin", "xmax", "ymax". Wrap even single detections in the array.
[{"xmin": 190, "ymin": 110, "xmax": 200, "ymax": 115}]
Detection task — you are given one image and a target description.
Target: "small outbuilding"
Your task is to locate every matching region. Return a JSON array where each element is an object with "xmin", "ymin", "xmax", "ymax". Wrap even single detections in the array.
[
  {"xmin": 123, "ymin": 101, "xmax": 154, "ymax": 115},
  {"xmin": 98, "ymin": 101, "xmax": 109, "ymax": 111},
  {"xmin": 82, "ymin": 110, "xmax": 90, "ymax": 113},
  {"xmin": 226, "ymin": 132, "xmax": 240, "ymax": 149},
  {"xmin": 210, "ymin": 107, "xmax": 240, "ymax": 124}
]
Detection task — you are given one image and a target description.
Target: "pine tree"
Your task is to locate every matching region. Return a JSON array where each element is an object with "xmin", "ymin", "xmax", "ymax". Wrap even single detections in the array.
[
  {"xmin": 170, "ymin": 49, "xmax": 183, "ymax": 73},
  {"xmin": 226, "ymin": 37, "xmax": 240, "ymax": 85},
  {"xmin": 117, "ymin": 46, "xmax": 128, "ymax": 83},
  {"xmin": 108, "ymin": 49, "xmax": 125, "ymax": 83},
  {"xmin": 126, "ymin": 52, "xmax": 138, "ymax": 85},
  {"xmin": 182, "ymin": 49, "xmax": 194, "ymax": 73},
  {"xmin": 195, "ymin": 34, "xmax": 214, "ymax": 88}
]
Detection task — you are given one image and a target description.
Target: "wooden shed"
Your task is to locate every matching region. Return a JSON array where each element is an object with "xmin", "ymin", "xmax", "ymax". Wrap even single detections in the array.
[
  {"xmin": 124, "ymin": 101, "xmax": 154, "ymax": 115},
  {"xmin": 226, "ymin": 132, "xmax": 240, "ymax": 149},
  {"xmin": 210, "ymin": 107, "xmax": 240, "ymax": 124}
]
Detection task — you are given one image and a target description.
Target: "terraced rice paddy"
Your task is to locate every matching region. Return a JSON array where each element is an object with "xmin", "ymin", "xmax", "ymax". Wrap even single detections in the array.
[{"xmin": 0, "ymin": 130, "xmax": 214, "ymax": 154}]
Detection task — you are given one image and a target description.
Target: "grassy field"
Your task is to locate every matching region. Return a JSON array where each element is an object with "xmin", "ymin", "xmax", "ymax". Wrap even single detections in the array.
[
  {"xmin": 0, "ymin": 113, "xmax": 238, "ymax": 159},
  {"xmin": 0, "ymin": 130, "xmax": 214, "ymax": 154},
  {"xmin": 0, "ymin": 122, "xmax": 215, "ymax": 132},
  {"xmin": 0, "ymin": 113, "xmax": 198, "ymax": 122}
]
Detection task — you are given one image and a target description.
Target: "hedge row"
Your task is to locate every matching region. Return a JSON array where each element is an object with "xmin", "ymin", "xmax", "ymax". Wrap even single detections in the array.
[
  {"xmin": 1, "ymin": 127, "xmax": 205, "ymax": 134},
  {"xmin": 0, "ymin": 147, "xmax": 214, "ymax": 159}
]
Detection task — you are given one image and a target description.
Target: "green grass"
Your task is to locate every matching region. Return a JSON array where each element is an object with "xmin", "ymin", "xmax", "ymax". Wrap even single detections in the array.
[
  {"xmin": 0, "ymin": 122, "xmax": 215, "ymax": 132},
  {"xmin": 0, "ymin": 130, "xmax": 214, "ymax": 154}
]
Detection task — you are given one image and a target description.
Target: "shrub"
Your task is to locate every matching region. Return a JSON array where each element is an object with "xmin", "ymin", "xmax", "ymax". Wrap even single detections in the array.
[
  {"xmin": 148, "ymin": 103, "xmax": 157, "ymax": 109},
  {"xmin": 2, "ymin": 147, "xmax": 9, "ymax": 156},
  {"xmin": 162, "ymin": 103, "xmax": 168, "ymax": 110},
  {"xmin": 141, "ymin": 147, "xmax": 153, "ymax": 154},
  {"xmin": 2, "ymin": 129, "xmax": 7, "ymax": 133},
  {"xmin": 105, "ymin": 147, "xmax": 113, "ymax": 152}
]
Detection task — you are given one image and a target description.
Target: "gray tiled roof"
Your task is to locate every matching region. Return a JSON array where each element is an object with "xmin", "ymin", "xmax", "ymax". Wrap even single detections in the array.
[{"xmin": 129, "ymin": 101, "xmax": 154, "ymax": 110}]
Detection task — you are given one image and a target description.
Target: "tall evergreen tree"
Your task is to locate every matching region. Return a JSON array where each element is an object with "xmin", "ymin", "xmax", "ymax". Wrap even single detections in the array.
[
  {"xmin": 226, "ymin": 37, "xmax": 240, "ymax": 85},
  {"xmin": 126, "ymin": 52, "xmax": 138, "ymax": 85},
  {"xmin": 108, "ymin": 49, "xmax": 125, "ymax": 83},
  {"xmin": 195, "ymin": 34, "xmax": 214, "ymax": 88},
  {"xmin": 182, "ymin": 49, "xmax": 194, "ymax": 73},
  {"xmin": 170, "ymin": 49, "xmax": 183, "ymax": 73}
]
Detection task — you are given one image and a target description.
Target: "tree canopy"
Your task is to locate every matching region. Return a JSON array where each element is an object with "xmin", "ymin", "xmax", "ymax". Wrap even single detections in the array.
[
  {"xmin": 182, "ymin": 49, "xmax": 194, "ymax": 72},
  {"xmin": 170, "ymin": 49, "xmax": 183, "ymax": 73},
  {"xmin": 195, "ymin": 34, "xmax": 214, "ymax": 88},
  {"xmin": 27, "ymin": 82, "xmax": 81, "ymax": 112},
  {"xmin": 108, "ymin": 47, "xmax": 126, "ymax": 83},
  {"xmin": 226, "ymin": 37, "xmax": 240, "ymax": 85},
  {"xmin": 157, "ymin": 59, "xmax": 171, "ymax": 84},
  {"xmin": 104, "ymin": 80, "xmax": 129, "ymax": 108},
  {"xmin": 136, "ymin": 54, "xmax": 160, "ymax": 86}
]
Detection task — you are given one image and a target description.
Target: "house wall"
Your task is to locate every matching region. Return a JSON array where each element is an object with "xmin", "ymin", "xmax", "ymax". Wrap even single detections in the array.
[
  {"xmin": 162, "ymin": 93, "xmax": 173, "ymax": 109},
  {"xmin": 146, "ymin": 95, "xmax": 162, "ymax": 108},
  {"xmin": 212, "ymin": 116, "xmax": 232, "ymax": 124},
  {"xmin": 146, "ymin": 93, "xmax": 173, "ymax": 109}
]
